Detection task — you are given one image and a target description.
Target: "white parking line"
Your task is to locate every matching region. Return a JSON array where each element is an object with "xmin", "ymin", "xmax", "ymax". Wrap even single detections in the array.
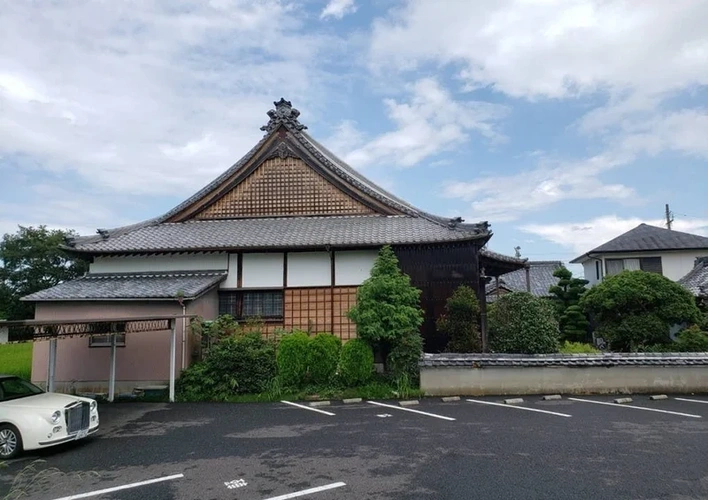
[
  {"xmin": 466, "ymin": 399, "xmax": 572, "ymax": 418},
  {"xmin": 367, "ymin": 401, "xmax": 456, "ymax": 421},
  {"xmin": 281, "ymin": 400, "xmax": 336, "ymax": 416},
  {"xmin": 568, "ymin": 397, "xmax": 702, "ymax": 418},
  {"xmin": 52, "ymin": 473, "xmax": 184, "ymax": 500},
  {"xmin": 675, "ymin": 397, "xmax": 708, "ymax": 405},
  {"xmin": 262, "ymin": 481, "xmax": 347, "ymax": 499}
]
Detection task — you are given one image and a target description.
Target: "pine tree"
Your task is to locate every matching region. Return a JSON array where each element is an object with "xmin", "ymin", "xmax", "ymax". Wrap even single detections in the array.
[
  {"xmin": 436, "ymin": 285, "xmax": 481, "ymax": 352},
  {"xmin": 548, "ymin": 267, "xmax": 590, "ymax": 342}
]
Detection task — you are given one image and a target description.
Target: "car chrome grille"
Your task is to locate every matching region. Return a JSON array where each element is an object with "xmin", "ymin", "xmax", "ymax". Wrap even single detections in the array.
[{"xmin": 65, "ymin": 402, "xmax": 90, "ymax": 434}]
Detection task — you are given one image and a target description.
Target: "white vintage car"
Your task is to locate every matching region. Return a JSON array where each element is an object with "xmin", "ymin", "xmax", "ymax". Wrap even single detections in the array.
[{"xmin": 0, "ymin": 374, "xmax": 99, "ymax": 459}]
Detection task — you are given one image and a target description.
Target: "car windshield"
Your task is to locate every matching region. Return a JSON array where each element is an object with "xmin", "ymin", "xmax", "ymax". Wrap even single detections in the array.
[{"xmin": 0, "ymin": 377, "xmax": 44, "ymax": 402}]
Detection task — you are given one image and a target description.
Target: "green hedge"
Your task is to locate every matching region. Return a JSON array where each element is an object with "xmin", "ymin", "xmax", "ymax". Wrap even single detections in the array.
[
  {"xmin": 307, "ymin": 333, "xmax": 342, "ymax": 385},
  {"xmin": 277, "ymin": 331, "xmax": 311, "ymax": 388},
  {"xmin": 339, "ymin": 338, "xmax": 374, "ymax": 386}
]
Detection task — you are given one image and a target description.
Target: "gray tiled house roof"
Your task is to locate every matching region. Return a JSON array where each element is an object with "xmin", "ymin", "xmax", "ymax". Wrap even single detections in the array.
[
  {"xmin": 486, "ymin": 261, "xmax": 563, "ymax": 301},
  {"xmin": 571, "ymin": 224, "xmax": 708, "ymax": 262},
  {"xmin": 678, "ymin": 257, "xmax": 708, "ymax": 297},
  {"xmin": 22, "ymin": 271, "xmax": 227, "ymax": 302}
]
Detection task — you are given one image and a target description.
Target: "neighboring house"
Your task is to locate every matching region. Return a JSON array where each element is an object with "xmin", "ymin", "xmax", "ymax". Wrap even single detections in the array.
[
  {"xmin": 678, "ymin": 257, "xmax": 708, "ymax": 307},
  {"xmin": 570, "ymin": 224, "xmax": 708, "ymax": 286},
  {"xmin": 22, "ymin": 98, "xmax": 525, "ymax": 393},
  {"xmin": 485, "ymin": 261, "xmax": 563, "ymax": 303}
]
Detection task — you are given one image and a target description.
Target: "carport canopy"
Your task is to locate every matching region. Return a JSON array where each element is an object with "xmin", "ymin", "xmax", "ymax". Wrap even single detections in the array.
[{"xmin": 0, "ymin": 315, "xmax": 196, "ymax": 403}]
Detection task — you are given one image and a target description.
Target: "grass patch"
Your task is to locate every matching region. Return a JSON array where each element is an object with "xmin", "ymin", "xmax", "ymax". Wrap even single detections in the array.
[{"xmin": 0, "ymin": 343, "xmax": 32, "ymax": 379}]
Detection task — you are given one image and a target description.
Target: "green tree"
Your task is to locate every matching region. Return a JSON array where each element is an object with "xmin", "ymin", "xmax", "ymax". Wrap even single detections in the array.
[
  {"xmin": 0, "ymin": 225, "xmax": 88, "ymax": 320},
  {"xmin": 488, "ymin": 292, "xmax": 560, "ymax": 354},
  {"xmin": 347, "ymin": 245, "xmax": 424, "ymax": 370},
  {"xmin": 436, "ymin": 285, "xmax": 481, "ymax": 352},
  {"xmin": 548, "ymin": 267, "xmax": 590, "ymax": 342},
  {"xmin": 580, "ymin": 270, "xmax": 701, "ymax": 352}
]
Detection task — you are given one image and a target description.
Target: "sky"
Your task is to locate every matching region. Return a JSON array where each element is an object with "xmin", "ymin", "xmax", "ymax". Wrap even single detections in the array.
[{"xmin": 1, "ymin": 0, "xmax": 708, "ymax": 278}]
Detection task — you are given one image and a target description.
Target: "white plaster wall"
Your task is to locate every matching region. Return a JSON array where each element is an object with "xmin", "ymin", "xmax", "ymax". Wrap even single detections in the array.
[
  {"xmin": 221, "ymin": 254, "xmax": 239, "ymax": 288},
  {"xmin": 242, "ymin": 253, "xmax": 284, "ymax": 288},
  {"xmin": 598, "ymin": 250, "xmax": 708, "ymax": 282},
  {"xmin": 288, "ymin": 252, "xmax": 331, "ymax": 287},
  {"xmin": 335, "ymin": 250, "xmax": 377, "ymax": 286},
  {"xmin": 582, "ymin": 260, "xmax": 602, "ymax": 286},
  {"xmin": 90, "ymin": 253, "xmax": 228, "ymax": 273}
]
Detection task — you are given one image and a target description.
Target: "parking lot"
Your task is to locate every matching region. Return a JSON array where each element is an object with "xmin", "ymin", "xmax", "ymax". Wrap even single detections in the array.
[{"xmin": 3, "ymin": 394, "xmax": 708, "ymax": 499}]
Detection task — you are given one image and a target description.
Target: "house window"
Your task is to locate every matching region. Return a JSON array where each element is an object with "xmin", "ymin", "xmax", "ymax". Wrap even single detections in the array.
[
  {"xmin": 89, "ymin": 333, "xmax": 126, "ymax": 348},
  {"xmin": 218, "ymin": 290, "xmax": 284, "ymax": 320},
  {"xmin": 595, "ymin": 261, "xmax": 601, "ymax": 280},
  {"xmin": 605, "ymin": 257, "xmax": 663, "ymax": 276}
]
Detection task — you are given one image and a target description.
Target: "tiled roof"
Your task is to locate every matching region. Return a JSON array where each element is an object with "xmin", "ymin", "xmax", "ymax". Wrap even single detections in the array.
[
  {"xmin": 419, "ymin": 352, "xmax": 708, "ymax": 368},
  {"xmin": 571, "ymin": 224, "xmax": 708, "ymax": 262},
  {"xmin": 678, "ymin": 257, "xmax": 708, "ymax": 297},
  {"xmin": 67, "ymin": 216, "xmax": 488, "ymax": 254},
  {"xmin": 21, "ymin": 271, "xmax": 227, "ymax": 302},
  {"xmin": 68, "ymin": 100, "xmax": 490, "ymax": 253},
  {"xmin": 486, "ymin": 261, "xmax": 563, "ymax": 300}
]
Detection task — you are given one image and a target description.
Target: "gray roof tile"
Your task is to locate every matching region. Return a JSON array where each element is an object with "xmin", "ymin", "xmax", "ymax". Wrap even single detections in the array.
[
  {"xmin": 572, "ymin": 224, "xmax": 708, "ymax": 262},
  {"xmin": 420, "ymin": 352, "xmax": 708, "ymax": 368},
  {"xmin": 486, "ymin": 261, "xmax": 563, "ymax": 300},
  {"xmin": 70, "ymin": 216, "xmax": 487, "ymax": 254},
  {"xmin": 678, "ymin": 257, "xmax": 708, "ymax": 297},
  {"xmin": 22, "ymin": 271, "xmax": 227, "ymax": 302}
]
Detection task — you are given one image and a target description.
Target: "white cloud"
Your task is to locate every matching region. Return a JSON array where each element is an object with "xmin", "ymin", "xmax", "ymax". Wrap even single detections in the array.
[
  {"xmin": 331, "ymin": 77, "xmax": 508, "ymax": 168},
  {"xmin": 320, "ymin": 0, "xmax": 357, "ymax": 20},
  {"xmin": 370, "ymin": 1, "xmax": 708, "ymax": 101},
  {"xmin": 520, "ymin": 215, "xmax": 708, "ymax": 255},
  {"xmin": 0, "ymin": 1, "xmax": 336, "ymax": 198},
  {"xmin": 445, "ymin": 151, "xmax": 637, "ymax": 222}
]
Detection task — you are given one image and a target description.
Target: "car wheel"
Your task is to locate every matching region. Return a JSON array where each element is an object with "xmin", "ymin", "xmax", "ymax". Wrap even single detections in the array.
[{"xmin": 0, "ymin": 424, "xmax": 22, "ymax": 460}]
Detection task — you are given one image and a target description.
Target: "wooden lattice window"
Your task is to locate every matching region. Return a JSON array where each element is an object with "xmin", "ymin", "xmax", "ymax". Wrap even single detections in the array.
[{"xmin": 196, "ymin": 157, "xmax": 374, "ymax": 219}]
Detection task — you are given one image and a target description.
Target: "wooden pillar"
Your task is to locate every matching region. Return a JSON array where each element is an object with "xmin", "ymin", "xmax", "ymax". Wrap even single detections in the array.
[
  {"xmin": 169, "ymin": 318, "xmax": 176, "ymax": 403},
  {"xmin": 108, "ymin": 332, "xmax": 117, "ymax": 402},
  {"xmin": 479, "ymin": 267, "xmax": 488, "ymax": 353},
  {"xmin": 525, "ymin": 265, "xmax": 531, "ymax": 292}
]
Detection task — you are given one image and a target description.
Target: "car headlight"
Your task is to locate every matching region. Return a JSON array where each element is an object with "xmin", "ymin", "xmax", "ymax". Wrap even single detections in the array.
[
  {"xmin": 51, "ymin": 410, "xmax": 61, "ymax": 423},
  {"xmin": 90, "ymin": 401, "xmax": 97, "ymax": 411}
]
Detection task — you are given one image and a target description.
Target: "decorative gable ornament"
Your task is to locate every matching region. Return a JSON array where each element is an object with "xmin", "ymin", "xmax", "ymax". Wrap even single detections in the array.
[{"xmin": 260, "ymin": 98, "xmax": 308, "ymax": 133}]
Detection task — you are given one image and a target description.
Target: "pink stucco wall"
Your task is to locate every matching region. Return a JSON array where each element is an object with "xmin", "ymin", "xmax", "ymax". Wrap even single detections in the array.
[{"xmin": 31, "ymin": 290, "xmax": 219, "ymax": 393}]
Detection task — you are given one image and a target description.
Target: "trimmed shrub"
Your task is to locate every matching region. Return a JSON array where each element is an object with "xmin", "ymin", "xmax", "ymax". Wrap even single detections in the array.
[
  {"xmin": 673, "ymin": 325, "xmax": 708, "ymax": 352},
  {"xmin": 307, "ymin": 333, "xmax": 342, "ymax": 385},
  {"xmin": 177, "ymin": 332, "xmax": 276, "ymax": 400},
  {"xmin": 488, "ymin": 292, "xmax": 560, "ymax": 354},
  {"xmin": 436, "ymin": 285, "xmax": 481, "ymax": 353},
  {"xmin": 339, "ymin": 338, "xmax": 374, "ymax": 386},
  {"xmin": 387, "ymin": 332, "xmax": 424, "ymax": 383},
  {"xmin": 277, "ymin": 331, "xmax": 311, "ymax": 388},
  {"xmin": 559, "ymin": 341, "xmax": 600, "ymax": 354}
]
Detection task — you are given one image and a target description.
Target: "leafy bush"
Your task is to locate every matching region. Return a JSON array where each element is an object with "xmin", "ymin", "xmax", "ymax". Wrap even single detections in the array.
[
  {"xmin": 339, "ymin": 338, "xmax": 374, "ymax": 386},
  {"xmin": 347, "ymin": 245, "xmax": 424, "ymax": 347},
  {"xmin": 307, "ymin": 333, "xmax": 342, "ymax": 385},
  {"xmin": 488, "ymin": 292, "xmax": 560, "ymax": 354},
  {"xmin": 673, "ymin": 325, "xmax": 708, "ymax": 352},
  {"xmin": 436, "ymin": 285, "xmax": 481, "ymax": 352},
  {"xmin": 277, "ymin": 331, "xmax": 311, "ymax": 388},
  {"xmin": 580, "ymin": 270, "xmax": 702, "ymax": 352},
  {"xmin": 387, "ymin": 332, "xmax": 424, "ymax": 383},
  {"xmin": 559, "ymin": 341, "xmax": 600, "ymax": 354},
  {"xmin": 177, "ymin": 332, "xmax": 276, "ymax": 400}
]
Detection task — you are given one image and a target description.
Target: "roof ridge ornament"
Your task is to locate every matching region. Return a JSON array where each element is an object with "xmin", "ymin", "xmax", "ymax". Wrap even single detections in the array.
[{"xmin": 260, "ymin": 98, "xmax": 308, "ymax": 133}]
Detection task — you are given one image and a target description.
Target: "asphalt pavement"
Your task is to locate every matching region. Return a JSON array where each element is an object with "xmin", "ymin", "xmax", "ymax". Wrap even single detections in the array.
[{"xmin": 3, "ymin": 394, "xmax": 708, "ymax": 499}]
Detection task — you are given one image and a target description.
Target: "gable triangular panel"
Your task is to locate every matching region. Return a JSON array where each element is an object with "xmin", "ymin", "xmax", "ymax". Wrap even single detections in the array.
[{"xmin": 194, "ymin": 156, "xmax": 375, "ymax": 219}]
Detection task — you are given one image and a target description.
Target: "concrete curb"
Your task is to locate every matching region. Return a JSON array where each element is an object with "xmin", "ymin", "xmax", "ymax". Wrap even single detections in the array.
[
  {"xmin": 649, "ymin": 394, "xmax": 668, "ymax": 400},
  {"xmin": 343, "ymin": 398, "xmax": 362, "ymax": 404},
  {"xmin": 309, "ymin": 401, "xmax": 331, "ymax": 407},
  {"xmin": 399, "ymin": 400, "xmax": 420, "ymax": 406},
  {"xmin": 614, "ymin": 398, "xmax": 633, "ymax": 404},
  {"xmin": 542, "ymin": 395, "xmax": 562, "ymax": 401},
  {"xmin": 441, "ymin": 396, "xmax": 461, "ymax": 402},
  {"xmin": 504, "ymin": 398, "xmax": 524, "ymax": 405}
]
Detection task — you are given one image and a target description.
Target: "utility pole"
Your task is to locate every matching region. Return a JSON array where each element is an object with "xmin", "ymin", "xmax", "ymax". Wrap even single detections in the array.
[{"xmin": 665, "ymin": 204, "xmax": 674, "ymax": 230}]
